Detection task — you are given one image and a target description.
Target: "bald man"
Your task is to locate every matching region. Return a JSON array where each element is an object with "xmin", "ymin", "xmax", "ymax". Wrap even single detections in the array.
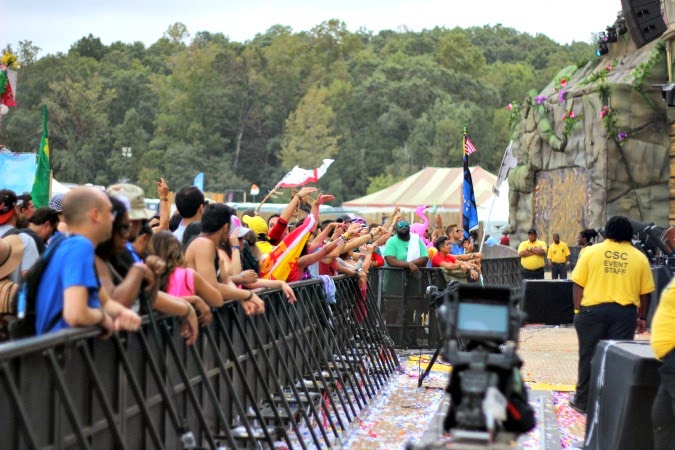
[{"xmin": 35, "ymin": 187, "xmax": 141, "ymax": 336}]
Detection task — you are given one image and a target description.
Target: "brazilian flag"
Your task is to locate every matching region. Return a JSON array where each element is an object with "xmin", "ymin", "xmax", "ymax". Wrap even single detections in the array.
[{"xmin": 31, "ymin": 104, "xmax": 50, "ymax": 207}]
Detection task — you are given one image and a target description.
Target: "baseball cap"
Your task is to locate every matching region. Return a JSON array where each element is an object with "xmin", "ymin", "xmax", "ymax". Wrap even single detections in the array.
[
  {"xmin": 527, "ymin": 228, "xmax": 537, "ymax": 234},
  {"xmin": 48, "ymin": 193, "xmax": 65, "ymax": 213},
  {"xmin": 230, "ymin": 215, "xmax": 251, "ymax": 238},
  {"xmin": 107, "ymin": 184, "xmax": 155, "ymax": 220},
  {"xmin": 0, "ymin": 189, "xmax": 17, "ymax": 225},
  {"xmin": 336, "ymin": 213, "xmax": 355, "ymax": 223},
  {"xmin": 242, "ymin": 215, "xmax": 268, "ymax": 236}
]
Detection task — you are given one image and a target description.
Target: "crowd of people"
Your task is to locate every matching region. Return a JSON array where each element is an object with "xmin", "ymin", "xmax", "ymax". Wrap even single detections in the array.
[{"xmin": 1, "ymin": 181, "xmax": 452, "ymax": 342}]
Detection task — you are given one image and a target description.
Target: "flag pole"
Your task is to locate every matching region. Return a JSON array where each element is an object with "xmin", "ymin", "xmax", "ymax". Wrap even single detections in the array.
[
  {"xmin": 254, "ymin": 185, "xmax": 279, "ymax": 214},
  {"xmin": 478, "ymin": 141, "xmax": 513, "ymax": 252},
  {"xmin": 460, "ymin": 127, "xmax": 466, "ymax": 226}
]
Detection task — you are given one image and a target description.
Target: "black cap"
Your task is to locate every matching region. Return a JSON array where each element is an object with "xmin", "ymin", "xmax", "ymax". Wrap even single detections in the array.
[
  {"xmin": 336, "ymin": 214, "xmax": 354, "ymax": 223},
  {"xmin": 527, "ymin": 228, "xmax": 537, "ymax": 234}
]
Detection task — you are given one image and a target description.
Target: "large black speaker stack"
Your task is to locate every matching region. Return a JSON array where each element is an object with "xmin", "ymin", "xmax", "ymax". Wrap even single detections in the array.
[
  {"xmin": 584, "ymin": 341, "xmax": 662, "ymax": 450},
  {"xmin": 521, "ymin": 280, "xmax": 575, "ymax": 325},
  {"xmin": 621, "ymin": 0, "xmax": 667, "ymax": 48}
]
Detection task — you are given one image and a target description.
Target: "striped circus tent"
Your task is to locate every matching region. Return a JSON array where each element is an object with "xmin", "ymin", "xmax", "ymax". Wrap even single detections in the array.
[{"xmin": 342, "ymin": 166, "xmax": 509, "ymax": 223}]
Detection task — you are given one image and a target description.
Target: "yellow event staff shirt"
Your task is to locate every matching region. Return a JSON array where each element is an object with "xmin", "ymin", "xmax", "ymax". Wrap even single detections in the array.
[
  {"xmin": 547, "ymin": 241, "xmax": 570, "ymax": 264},
  {"xmin": 652, "ymin": 278, "xmax": 675, "ymax": 360},
  {"xmin": 571, "ymin": 240, "xmax": 654, "ymax": 308},
  {"xmin": 518, "ymin": 239, "xmax": 547, "ymax": 270}
]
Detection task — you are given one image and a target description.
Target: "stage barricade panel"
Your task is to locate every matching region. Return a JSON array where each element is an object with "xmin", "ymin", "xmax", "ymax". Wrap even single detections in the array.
[
  {"xmin": 584, "ymin": 340, "xmax": 662, "ymax": 450},
  {"xmin": 0, "ymin": 275, "xmax": 398, "ymax": 449},
  {"xmin": 521, "ymin": 279, "xmax": 575, "ymax": 325},
  {"xmin": 369, "ymin": 257, "xmax": 522, "ymax": 349}
]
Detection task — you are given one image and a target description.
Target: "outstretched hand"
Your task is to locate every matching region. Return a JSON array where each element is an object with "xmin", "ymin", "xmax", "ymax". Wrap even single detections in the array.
[{"xmin": 317, "ymin": 194, "xmax": 335, "ymax": 205}]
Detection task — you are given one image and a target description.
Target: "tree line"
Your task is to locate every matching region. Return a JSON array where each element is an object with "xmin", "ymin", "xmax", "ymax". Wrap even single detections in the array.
[{"xmin": 0, "ymin": 21, "xmax": 594, "ymax": 202}]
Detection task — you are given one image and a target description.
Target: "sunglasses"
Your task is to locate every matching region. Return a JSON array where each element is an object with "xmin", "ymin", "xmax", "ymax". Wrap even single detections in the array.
[{"xmin": 397, "ymin": 221, "xmax": 410, "ymax": 229}]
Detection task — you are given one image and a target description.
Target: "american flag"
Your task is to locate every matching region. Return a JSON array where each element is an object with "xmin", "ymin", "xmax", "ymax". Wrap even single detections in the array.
[{"xmin": 464, "ymin": 137, "xmax": 478, "ymax": 155}]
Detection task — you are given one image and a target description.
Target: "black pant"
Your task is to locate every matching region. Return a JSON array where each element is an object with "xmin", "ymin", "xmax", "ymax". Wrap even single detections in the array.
[
  {"xmin": 573, "ymin": 302, "xmax": 637, "ymax": 408},
  {"xmin": 521, "ymin": 267, "xmax": 544, "ymax": 280},
  {"xmin": 653, "ymin": 350, "xmax": 675, "ymax": 449},
  {"xmin": 551, "ymin": 262, "xmax": 567, "ymax": 279}
]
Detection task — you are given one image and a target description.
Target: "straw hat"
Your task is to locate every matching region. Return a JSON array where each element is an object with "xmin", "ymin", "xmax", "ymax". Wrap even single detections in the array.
[
  {"xmin": 0, "ymin": 279, "xmax": 17, "ymax": 314},
  {"xmin": 0, "ymin": 235, "xmax": 23, "ymax": 279}
]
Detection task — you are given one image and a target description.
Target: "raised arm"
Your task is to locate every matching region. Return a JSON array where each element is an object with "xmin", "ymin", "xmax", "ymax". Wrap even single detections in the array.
[{"xmin": 156, "ymin": 177, "xmax": 171, "ymax": 231}]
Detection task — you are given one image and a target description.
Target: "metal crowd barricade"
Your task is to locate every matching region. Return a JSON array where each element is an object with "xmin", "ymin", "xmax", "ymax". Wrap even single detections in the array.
[
  {"xmin": 0, "ymin": 275, "xmax": 399, "ymax": 450},
  {"xmin": 369, "ymin": 257, "xmax": 522, "ymax": 349}
]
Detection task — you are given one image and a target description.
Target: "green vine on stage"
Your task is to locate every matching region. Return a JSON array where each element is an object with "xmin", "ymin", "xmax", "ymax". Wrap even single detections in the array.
[
  {"xmin": 631, "ymin": 42, "xmax": 665, "ymax": 90},
  {"xmin": 506, "ymin": 101, "xmax": 521, "ymax": 134},
  {"xmin": 562, "ymin": 111, "xmax": 583, "ymax": 138},
  {"xmin": 600, "ymin": 105, "xmax": 630, "ymax": 146}
]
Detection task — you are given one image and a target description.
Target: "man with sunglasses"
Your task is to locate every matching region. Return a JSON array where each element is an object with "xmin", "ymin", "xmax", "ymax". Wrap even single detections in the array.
[{"xmin": 382, "ymin": 219, "xmax": 428, "ymax": 272}]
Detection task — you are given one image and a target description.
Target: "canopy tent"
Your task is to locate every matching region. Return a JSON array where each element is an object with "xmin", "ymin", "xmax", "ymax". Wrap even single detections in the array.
[{"xmin": 342, "ymin": 166, "xmax": 510, "ymax": 223}]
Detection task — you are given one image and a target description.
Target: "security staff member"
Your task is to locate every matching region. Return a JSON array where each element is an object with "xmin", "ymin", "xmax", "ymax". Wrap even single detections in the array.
[
  {"xmin": 547, "ymin": 233, "xmax": 570, "ymax": 279},
  {"xmin": 651, "ymin": 278, "xmax": 675, "ymax": 449},
  {"xmin": 570, "ymin": 216, "xmax": 654, "ymax": 414},
  {"xmin": 518, "ymin": 228, "xmax": 547, "ymax": 280}
]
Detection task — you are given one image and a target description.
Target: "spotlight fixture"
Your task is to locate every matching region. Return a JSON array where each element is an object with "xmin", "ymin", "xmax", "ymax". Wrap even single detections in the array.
[
  {"xmin": 596, "ymin": 32, "xmax": 609, "ymax": 56},
  {"xmin": 606, "ymin": 26, "xmax": 618, "ymax": 43},
  {"xmin": 615, "ymin": 12, "xmax": 628, "ymax": 36}
]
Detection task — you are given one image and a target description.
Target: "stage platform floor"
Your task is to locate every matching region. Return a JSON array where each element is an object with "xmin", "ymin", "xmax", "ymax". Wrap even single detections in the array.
[{"xmin": 341, "ymin": 325, "xmax": 651, "ymax": 449}]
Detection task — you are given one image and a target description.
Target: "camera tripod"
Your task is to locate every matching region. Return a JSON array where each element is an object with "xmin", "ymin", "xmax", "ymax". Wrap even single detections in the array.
[{"xmin": 418, "ymin": 281, "xmax": 462, "ymax": 388}]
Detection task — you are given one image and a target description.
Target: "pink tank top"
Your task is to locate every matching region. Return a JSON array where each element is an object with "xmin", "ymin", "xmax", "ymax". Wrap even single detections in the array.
[{"xmin": 165, "ymin": 267, "xmax": 195, "ymax": 297}]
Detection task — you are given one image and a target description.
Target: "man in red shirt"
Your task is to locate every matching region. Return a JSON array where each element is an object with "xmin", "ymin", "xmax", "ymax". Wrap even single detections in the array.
[{"xmin": 500, "ymin": 232, "xmax": 510, "ymax": 246}]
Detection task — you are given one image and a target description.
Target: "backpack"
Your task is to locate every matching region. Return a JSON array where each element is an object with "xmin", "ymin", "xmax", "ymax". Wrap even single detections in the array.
[
  {"xmin": 8, "ymin": 234, "xmax": 68, "ymax": 340},
  {"xmin": 1, "ymin": 227, "xmax": 46, "ymax": 255}
]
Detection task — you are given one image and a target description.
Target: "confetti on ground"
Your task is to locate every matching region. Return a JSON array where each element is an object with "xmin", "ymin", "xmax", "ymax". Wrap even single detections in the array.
[{"xmin": 341, "ymin": 364, "xmax": 447, "ymax": 450}]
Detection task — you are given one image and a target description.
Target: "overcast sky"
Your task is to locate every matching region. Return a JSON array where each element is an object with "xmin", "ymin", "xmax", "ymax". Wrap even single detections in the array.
[{"xmin": 1, "ymin": 0, "xmax": 622, "ymax": 57}]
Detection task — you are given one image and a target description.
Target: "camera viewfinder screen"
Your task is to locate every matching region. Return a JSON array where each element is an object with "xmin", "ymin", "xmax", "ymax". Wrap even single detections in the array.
[{"xmin": 457, "ymin": 303, "xmax": 509, "ymax": 335}]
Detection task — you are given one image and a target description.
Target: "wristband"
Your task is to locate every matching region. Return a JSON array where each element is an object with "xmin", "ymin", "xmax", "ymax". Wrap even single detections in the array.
[
  {"xmin": 182, "ymin": 302, "xmax": 193, "ymax": 319},
  {"xmin": 574, "ymin": 309, "xmax": 579, "ymax": 314},
  {"xmin": 160, "ymin": 197, "xmax": 169, "ymax": 201},
  {"xmin": 244, "ymin": 291, "xmax": 253, "ymax": 301},
  {"xmin": 232, "ymin": 245, "xmax": 240, "ymax": 251}
]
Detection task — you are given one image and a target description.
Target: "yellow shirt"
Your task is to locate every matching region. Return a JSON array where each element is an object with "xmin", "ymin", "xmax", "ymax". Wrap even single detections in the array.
[
  {"xmin": 547, "ymin": 241, "xmax": 570, "ymax": 264},
  {"xmin": 652, "ymin": 278, "xmax": 675, "ymax": 359},
  {"xmin": 518, "ymin": 239, "xmax": 547, "ymax": 270},
  {"xmin": 571, "ymin": 240, "xmax": 654, "ymax": 307},
  {"xmin": 256, "ymin": 240, "xmax": 274, "ymax": 255},
  {"xmin": 578, "ymin": 245, "xmax": 590, "ymax": 258}
]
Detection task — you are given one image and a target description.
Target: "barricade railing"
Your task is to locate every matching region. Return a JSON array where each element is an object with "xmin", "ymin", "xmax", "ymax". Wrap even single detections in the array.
[
  {"xmin": 368, "ymin": 257, "xmax": 522, "ymax": 349},
  {"xmin": 0, "ymin": 275, "xmax": 398, "ymax": 449}
]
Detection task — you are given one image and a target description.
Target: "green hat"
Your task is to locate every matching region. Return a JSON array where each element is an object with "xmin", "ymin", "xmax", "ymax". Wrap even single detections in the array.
[{"xmin": 107, "ymin": 183, "xmax": 156, "ymax": 221}]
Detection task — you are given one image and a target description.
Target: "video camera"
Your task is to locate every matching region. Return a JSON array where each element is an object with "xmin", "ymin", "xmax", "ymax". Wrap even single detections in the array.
[{"xmin": 424, "ymin": 283, "xmax": 534, "ymax": 444}]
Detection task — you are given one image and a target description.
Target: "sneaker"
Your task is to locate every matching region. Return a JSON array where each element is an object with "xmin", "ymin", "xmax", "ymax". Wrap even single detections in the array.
[{"xmin": 569, "ymin": 396, "xmax": 587, "ymax": 414}]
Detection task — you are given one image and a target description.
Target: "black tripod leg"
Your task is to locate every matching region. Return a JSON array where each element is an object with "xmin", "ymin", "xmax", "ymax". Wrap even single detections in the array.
[{"xmin": 418, "ymin": 341, "xmax": 444, "ymax": 387}]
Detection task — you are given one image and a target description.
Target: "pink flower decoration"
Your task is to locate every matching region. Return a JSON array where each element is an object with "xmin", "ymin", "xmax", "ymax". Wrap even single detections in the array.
[
  {"xmin": 605, "ymin": 64, "xmax": 612, "ymax": 71},
  {"xmin": 568, "ymin": 111, "xmax": 575, "ymax": 118},
  {"xmin": 506, "ymin": 103, "xmax": 513, "ymax": 111},
  {"xmin": 559, "ymin": 78, "xmax": 568, "ymax": 87},
  {"xmin": 562, "ymin": 114, "xmax": 567, "ymax": 120},
  {"xmin": 600, "ymin": 110, "xmax": 607, "ymax": 119}
]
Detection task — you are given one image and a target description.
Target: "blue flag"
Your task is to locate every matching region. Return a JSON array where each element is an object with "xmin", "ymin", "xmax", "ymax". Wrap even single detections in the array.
[
  {"xmin": 193, "ymin": 172, "xmax": 204, "ymax": 191},
  {"xmin": 462, "ymin": 132, "xmax": 478, "ymax": 239}
]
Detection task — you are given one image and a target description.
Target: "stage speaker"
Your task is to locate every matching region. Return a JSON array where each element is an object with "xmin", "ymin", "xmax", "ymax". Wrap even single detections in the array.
[
  {"xmin": 584, "ymin": 341, "xmax": 662, "ymax": 450},
  {"xmin": 621, "ymin": 0, "xmax": 667, "ymax": 48},
  {"xmin": 520, "ymin": 279, "xmax": 574, "ymax": 325}
]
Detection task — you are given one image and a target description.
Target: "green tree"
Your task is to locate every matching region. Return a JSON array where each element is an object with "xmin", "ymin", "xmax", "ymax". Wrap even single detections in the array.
[{"xmin": 280, "ymin": 86, "xmax": 340, "ymax": 169}]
